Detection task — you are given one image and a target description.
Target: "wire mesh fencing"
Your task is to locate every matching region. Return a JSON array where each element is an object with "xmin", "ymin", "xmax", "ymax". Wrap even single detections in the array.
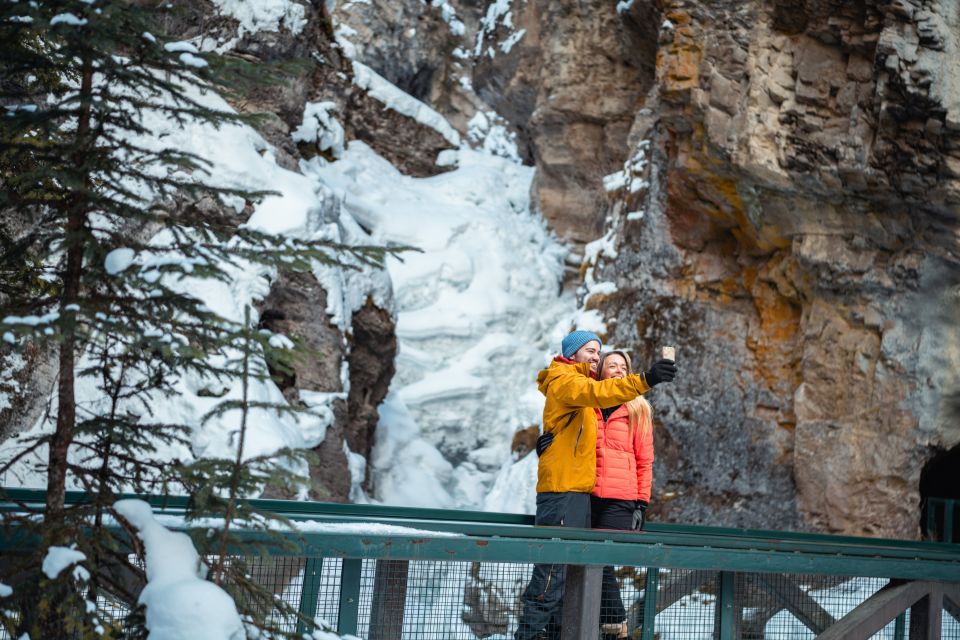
[
  {"xmin": 2, "ymin": 557, "xmax": 960, "ymax": 639},
  {"xmin": 277, "ymin": 559, "xmax": 960, "ymax": 639}
]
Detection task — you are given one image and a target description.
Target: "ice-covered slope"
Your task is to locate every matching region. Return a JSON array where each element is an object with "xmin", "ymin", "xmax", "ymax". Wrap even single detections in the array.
[{"xmin": 303, "ymin": 143, "xmax": 574, "ymax": 512}]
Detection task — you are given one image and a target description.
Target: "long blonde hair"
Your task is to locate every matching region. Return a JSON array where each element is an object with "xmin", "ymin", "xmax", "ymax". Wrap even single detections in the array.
[{"xmin": 599, "ymin": 350, "xmax": 653, "ymax": 441}]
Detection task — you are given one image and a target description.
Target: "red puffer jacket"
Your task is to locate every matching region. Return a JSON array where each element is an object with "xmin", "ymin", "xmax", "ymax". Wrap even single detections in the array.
[{"xmin": 592, "ymin": 404, "xmax": 653, "ymax": 502}]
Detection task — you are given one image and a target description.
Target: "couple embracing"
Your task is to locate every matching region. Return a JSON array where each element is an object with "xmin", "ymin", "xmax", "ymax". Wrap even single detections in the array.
[{"xmin": 514, "ymin": 330, "xmax": 677, "ymax": 640}]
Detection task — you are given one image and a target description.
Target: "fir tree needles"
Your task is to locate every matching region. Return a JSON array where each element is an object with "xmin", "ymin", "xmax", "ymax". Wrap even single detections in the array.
[{"xmin": 0, "ymin": 1, "xmax": 401, "ymax": 636}]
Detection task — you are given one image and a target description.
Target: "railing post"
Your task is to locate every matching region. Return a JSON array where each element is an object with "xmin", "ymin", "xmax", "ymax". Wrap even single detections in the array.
[
  {"xmin": 296, "ymin": 557, "xmax": 323, "ymax": 634},
  {"xmin": 908, "ymin": 584, "xmax": 943, "ymax": 640},
  {"xmin": 560, "ymin": 564, "xmax": 602, "ymax": 640},
  {"xmin": 945, "ymin": 501, "xmax": 955, "ymax": 544},
  {"xmin": 716, "ymin": 571, "xmax": 737, "ymax": 640},
  {"xmin": 338, "ymin": 558, "xmax": 363, "ymax": 636},
  {"xmin": 894, "ymin": 612, "xmax": 906, "ymax": 640},
  {"xmin": 927, "ymin": 499, "xmax": 938, "ymax": 541},
  {"xmin": 369, "ymin": 559, "xmax": 409, "ymax": 640},
  {"xmin": 641, "ymin": 567, "xmax": 659, "ymax": 640}
]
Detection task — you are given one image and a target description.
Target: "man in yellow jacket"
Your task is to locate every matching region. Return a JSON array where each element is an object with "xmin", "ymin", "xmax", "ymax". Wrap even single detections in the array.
[{"xmin": 514, "ymin": 330, "xmax": 677, "ymax": 640}]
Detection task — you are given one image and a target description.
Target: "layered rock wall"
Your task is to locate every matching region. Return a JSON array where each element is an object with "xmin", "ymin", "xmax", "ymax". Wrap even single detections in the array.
[
  {"xmin": 473, "ymin": 0, "xmax": 661, "ymax": 245},
  {"xmin": 583, "ymin": 0, "xmax": 960, "ymax": 536}
]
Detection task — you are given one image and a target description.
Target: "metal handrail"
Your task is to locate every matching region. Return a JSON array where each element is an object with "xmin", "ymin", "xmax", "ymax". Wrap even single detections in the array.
[
  {"xmin": 3, "ymin": 487, "xmax": 960, "ymax": 581},
  {"xmin": 3, "ymin": 487, "xmax": 958, "ymax": 550}
]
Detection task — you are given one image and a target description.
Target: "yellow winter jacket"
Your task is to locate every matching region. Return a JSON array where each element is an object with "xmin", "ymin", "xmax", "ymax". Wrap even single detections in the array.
[{"xmin": 535, "ymin": 358, "xmax": 651, "ymax": 494}]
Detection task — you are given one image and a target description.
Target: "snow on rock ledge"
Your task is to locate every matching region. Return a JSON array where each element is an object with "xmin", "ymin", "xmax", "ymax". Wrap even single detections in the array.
[
  {"xmin": 351, "ymin": 60, "xmax": 461, "ymax": 148},
  {"xmin": 211, "ymin": 0, "xmax": 306, "ymax": 38}
]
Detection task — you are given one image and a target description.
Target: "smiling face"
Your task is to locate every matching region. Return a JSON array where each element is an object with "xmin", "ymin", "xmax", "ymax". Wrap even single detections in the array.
[
  {"xmin": 600, "ymin": 352, "xmax": 629, "ymax": 380},
  {"xmin": 571, "ymin": 340, "xmax": 602, "ymax": 375}
]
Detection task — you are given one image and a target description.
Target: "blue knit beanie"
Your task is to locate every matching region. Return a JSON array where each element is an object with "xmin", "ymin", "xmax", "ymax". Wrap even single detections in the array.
[{"xmin": 561, "ymin": 330, "xmax": 602, "ymax": 359}]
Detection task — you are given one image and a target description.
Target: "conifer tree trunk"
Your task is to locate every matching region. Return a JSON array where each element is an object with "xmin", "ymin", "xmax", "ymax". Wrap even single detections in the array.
[{"xmin": 46, "ymin": 54, "xmax": 95, "ymax": 529}]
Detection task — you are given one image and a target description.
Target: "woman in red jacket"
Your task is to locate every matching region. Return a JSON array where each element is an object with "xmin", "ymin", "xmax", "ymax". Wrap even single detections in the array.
[{"xmin": 593, "ymin": 349, "xmax": 654, "ymax": 639}]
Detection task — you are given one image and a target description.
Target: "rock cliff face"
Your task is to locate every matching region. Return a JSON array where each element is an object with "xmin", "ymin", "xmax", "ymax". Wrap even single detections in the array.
[
  {"xmin": 466, "ymin": 0, "xmax": 960, "ymax": 536},
  {"xmin": 473, "ymin": 1, "xmax": 662, "ymax": 245},
  {"xmin": 342, "ymin": 0, "xmax": 959, "ymax": 536},
  {"xmin": 205, "ymin": 0, "xmax": 958, "ymax": 535}
]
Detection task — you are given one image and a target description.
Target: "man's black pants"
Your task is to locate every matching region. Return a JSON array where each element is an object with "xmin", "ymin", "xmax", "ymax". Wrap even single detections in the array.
[{"xmin": 513, "ymin": 492, "xmax": 591, "ymax": 640}]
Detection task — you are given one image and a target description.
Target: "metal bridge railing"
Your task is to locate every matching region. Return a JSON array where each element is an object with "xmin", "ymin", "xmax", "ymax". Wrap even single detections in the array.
[
  {"xmin": 2, "ymin": 489, "xmax": 960, "ymax": 639},
  {"xmin": 928, "ymin": 498, "xmax": 959, "ymax": 544}
]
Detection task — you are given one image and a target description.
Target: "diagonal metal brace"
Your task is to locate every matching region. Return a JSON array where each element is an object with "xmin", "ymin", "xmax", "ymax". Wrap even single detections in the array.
[
  {"xmin": 753, "ymin": 573, "xmax": 836, "ymax": 634},
  {"xmin": 815, "ymin": 580, "xmax": 932, "ymax": 640}
]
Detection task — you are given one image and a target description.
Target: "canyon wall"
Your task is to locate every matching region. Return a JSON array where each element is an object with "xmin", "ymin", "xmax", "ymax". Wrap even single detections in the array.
[{"xmin": 467, "ymin": 0, "xmax": 960, "ymax": 535}]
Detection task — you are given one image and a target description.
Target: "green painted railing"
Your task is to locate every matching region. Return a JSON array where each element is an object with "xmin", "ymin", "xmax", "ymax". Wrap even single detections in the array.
[
  {"xmin": 929, "ymin": 497, "xmax": 959, "ymax": 544},
  {"xmin": 2, "ymin": 488, "xmax": 960, "ymax": 639}
]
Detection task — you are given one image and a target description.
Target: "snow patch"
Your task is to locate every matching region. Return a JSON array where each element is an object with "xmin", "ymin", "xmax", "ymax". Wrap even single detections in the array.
[
  {"xmin": 210, "ymin": 0, "xmax": 306, "ymax": 38},
  {"xmin": 431, "ymin": 0, "xmax": 465, "ymax": 36},
  {"xmin": 163, "ymin": 41, "xmax": 198, "ymax": 54},
  {"xmin": 50, "ymin": 13, "xmax": 88, "ymax": 26},
  {"xmin": 351, "ymin": 61, "xmax": 461, "ymax": 147},
  {"xmin": 467, "ymin": 111, "xmax": 521, "ymax": 163},
  {"xmin": 499, "ymin": 28, "xmax": 526, "ymax": 53},
  {"xmin": 292, "ymin": 101, "xmax": 345, "ymax": 159},
  {"xmin": 475, "ymin": 0, "xmax": 525, "ymax": 58},
  {"xmin": 105, "ymin": 248, "xmax": 136, "ymax": 275},
  {"xmin": 603, "ymin": 139, "xmax": 651, "ymax": 194},
  {"xmin": 334, "ymin": 24, "xmax": 358, "ymax": 59},
  {"xmin": 343, "ymin": 441, "xmax": 369, "ymax": 503},
  {"xmin": 42, "ymin": 546, "xmax": 87, "ymax": 580},
  {"xmin": 179, "ymin": 52, "xmax": 208, "ymax": 68},
  {"xmin": 114, "ymin": 499, "xmax": 244, "ymax": 640},
  {"xmin": 0, "ymin": 352, "xmax": 25, "ymax": 413}
]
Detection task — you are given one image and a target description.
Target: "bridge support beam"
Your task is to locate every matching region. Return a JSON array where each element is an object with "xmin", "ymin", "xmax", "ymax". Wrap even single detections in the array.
[
  {"xmin": 338, "ymin": 558, "xmax": 363, "ymax": 636},
  {"xmin": 369, "ymin": 559, "xmax": 409, "ymax": 640},
  {"xmin": 909, "ymin": 585, "xmax": 942, "ymax": 640},
  {"xmin": 754, "ymin": 573, "xmax": 836, "ymax": 634},
  {"xmin": 815, "ymin": 580, "xmax": 947, "ymax": 640},
  {"xmin": 296, "ymin": 557, "xmax": 323, "ymax": 635},
  {"xmin": 561, "ymin": 564, "xmax": 602, "ymax": 640}
]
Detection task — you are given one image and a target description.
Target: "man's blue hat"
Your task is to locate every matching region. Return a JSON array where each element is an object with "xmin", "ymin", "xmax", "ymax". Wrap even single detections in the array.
[{"xmin": 561, "ymin": 330, "xmax": 602, "ymax": 358}]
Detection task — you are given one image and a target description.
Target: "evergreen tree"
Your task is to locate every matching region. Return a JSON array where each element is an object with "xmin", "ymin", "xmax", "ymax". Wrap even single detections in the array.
[
  {"xmin": 0, "ymin": 0, "xmax": 397, "ymax": 636},
  {"xmin": 178, "ymin": 305, "xmax": 319, "ymax": 636}
]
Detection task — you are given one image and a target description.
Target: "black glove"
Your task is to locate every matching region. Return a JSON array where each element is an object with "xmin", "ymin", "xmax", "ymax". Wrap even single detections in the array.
[
  {"xmin": 535, "ymin": 432, "xmax": 554, "ymax": 457},
  {"xmin": 644, "ymin": 358, "xmax": 677, "ymax": 386},
  {"xmin": 632, "ymin": 500, "xmax": 648, "ymax": 531}
]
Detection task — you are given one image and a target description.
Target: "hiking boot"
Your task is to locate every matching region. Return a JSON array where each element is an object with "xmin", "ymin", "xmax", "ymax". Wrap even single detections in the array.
[{"xmin": 600, "ymin": 621, "xmax": 628, "ymax": 639}]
